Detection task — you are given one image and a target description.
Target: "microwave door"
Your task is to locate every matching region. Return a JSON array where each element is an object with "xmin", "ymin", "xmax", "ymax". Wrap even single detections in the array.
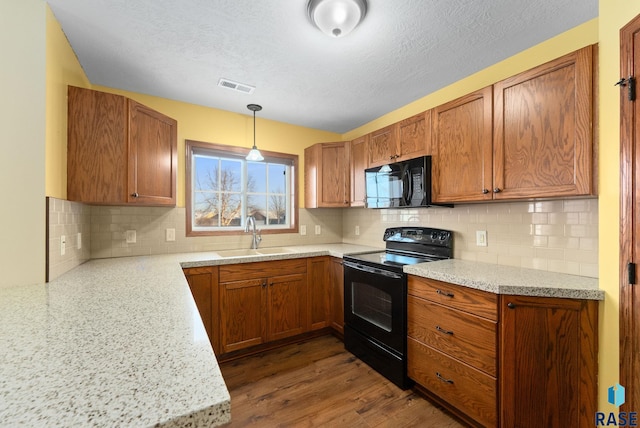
[{"xmin": 401, "ymin": 165, "xmax": 412, "ymax": 206}]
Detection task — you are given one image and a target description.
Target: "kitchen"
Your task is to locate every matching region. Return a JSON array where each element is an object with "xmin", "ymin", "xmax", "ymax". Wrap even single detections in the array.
[{"xmin": 0, "ymin": 0, "xmax": 635, "ymax": 427}]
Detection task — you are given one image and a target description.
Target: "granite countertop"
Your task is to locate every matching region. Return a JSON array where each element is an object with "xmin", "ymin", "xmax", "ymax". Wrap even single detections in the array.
[
  {"xmin": 404, "ymin": 259, "xmax": 603, "ymax": 300},
  {"xmin": 0, "ymin": 243, "xmax": 379, "ymax": 427}
]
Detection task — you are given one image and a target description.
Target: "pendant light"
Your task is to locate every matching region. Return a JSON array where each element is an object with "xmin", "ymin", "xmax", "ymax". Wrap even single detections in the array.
[
  {"xmin": 246, "ymin": 104, "xmax": 264, "ymax": 162},
  {"xmin": 307, "ymin": 0, "xmax": 367, "ymax": 38}
]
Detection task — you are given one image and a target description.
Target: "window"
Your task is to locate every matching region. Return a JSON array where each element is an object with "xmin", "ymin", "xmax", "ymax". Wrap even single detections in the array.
[{"xmin": 186, "ymin": 140, "xmax": 298, "ymax": 236}]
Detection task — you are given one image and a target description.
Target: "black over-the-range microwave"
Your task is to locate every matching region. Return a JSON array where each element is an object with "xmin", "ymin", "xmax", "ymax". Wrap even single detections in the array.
[{"xmin": 364, "ymin": 156, "xmax": 451, "ymax": 209}]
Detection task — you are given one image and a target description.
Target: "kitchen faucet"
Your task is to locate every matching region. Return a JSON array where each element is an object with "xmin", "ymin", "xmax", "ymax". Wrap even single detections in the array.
[{"xmin": 245, "ymin": 215, "xmax": 262, "ymax": 249}]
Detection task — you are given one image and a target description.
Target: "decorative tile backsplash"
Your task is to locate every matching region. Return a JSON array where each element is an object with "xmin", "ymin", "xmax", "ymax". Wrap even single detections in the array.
[
  {"xmin": 46, "ymin": 197, "xmax": 91, "ymax": 281},
  {"xmin": 342, "ymin": 198, "xmax": 599, "ymax": 278},
  {"xmin": 47, "ymin": 197, "xmax": 598, "ymax": 280}
]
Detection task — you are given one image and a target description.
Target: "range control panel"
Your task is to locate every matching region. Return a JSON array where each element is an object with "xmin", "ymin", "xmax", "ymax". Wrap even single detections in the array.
[{"xmin": 383, "ymin": 227, "xmax": 453, "ymax": 247}]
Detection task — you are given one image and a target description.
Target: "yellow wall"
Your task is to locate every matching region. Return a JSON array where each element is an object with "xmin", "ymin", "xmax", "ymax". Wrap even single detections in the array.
[{"xmin": 0, "ymin": 0, "xmax": 47, "ymax": 287}]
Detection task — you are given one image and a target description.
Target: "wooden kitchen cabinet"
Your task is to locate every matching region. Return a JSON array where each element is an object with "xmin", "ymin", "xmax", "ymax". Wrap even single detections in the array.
[
  {"xmin": 349, "ymin": 135, "xmax": 368, "ymax": 207},
  {"xmin": 500, "ymin": 295, "xmax": 598, "ymax": 428},
  {"xmin": 308, "ymin": 257, "xmax": 330, "ymax": 330},
  {"xmin": 493, "ymin": 45, "xmax": 595, "ymax": 199},
  {"xmin": 219, "ymin": 259, "xmax": 308, "ymax": 354},
  {"xmin": 67, "ymin": 86, "xmax": 177, "ymax": 206},
  {"xmin": 329, "ymin": 257, "xmax": 344, "ymax": 335},
  {"xmin": 305, "ymin": 142, "xmax": 350, "ymax": 208},
  {"xmin": 182, "ymin": 266, "xmax": 220, "ymax": 355},
  {"xmin": 407, "ymin": 275, "xmax": 498, "ymax": 427},
  {"xmin": 367, "ymin": 111, "xmax": 432, "ymax": 168},
  {"xmin": 432, "ymin": 45, "xmax": 595, "ymax": 204},
  {"xmin": 432, "ymin": 86, "xmax": 494, "ymax": 203}
]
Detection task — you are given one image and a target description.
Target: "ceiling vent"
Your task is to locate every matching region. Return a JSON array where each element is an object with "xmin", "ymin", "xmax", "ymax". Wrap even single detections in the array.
[{"xmin": 217, "ymin": 78, "xmax": 255, "ymax": 94}]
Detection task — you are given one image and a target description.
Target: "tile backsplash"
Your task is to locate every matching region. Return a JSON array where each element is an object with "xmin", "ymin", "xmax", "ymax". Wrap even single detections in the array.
[
  {"xmin": 47, "ymin": 197, "xmax": 598, "ymax": 280},
  {"xmin": 46, "ymin": 197, "xmax": 91, "ymax": 281},
  {"xmin": 342, "ymin": 198, "xmax": 598, "ymax": 278}
]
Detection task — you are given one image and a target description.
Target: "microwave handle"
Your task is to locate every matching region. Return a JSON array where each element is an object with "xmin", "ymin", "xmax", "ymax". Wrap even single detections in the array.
[{"xmin": 402, "ymin": 167, "xmax": 412, "ymax": 205}]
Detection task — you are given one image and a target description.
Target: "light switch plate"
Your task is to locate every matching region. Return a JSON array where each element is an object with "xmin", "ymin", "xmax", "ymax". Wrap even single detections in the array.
[
  {"xmin": 77, "ymin": 232, "xmax": 82, "ymax": 250},
  {"xmin": 166, "ymin": 228, "xmax": 176, "ymax": 242},
  {"xmin": 355, "ymin": 225, "xmax": 360, "ymax": 236},
  {"xmin": 476, "ymin": 230, "xmax": 487, "ymax": 247},
  {"xmin": 60, "ymin": 235, "xmax": 66, "ymax": 256},
  {"xmin": 300, "ymin": 225, "xmax": 307, "ymax": 235},
  {"xmin": 126, "ymin": 230, "xmax": 136, "ymax": 244},
  {"xmin": 315, "ymin": 225, "xmax": 321, "ymax": 235}
]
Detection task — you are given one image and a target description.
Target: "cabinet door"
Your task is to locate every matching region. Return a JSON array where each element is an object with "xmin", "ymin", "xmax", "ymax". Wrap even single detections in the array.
[
  {"xmin": 128, "ymin": 100, "xmax": 178, "ymax": 205},
  {"xmin": 368, "ymin": 124, "xmax": 398, "ymax": 167},
  {"xmin": 183, "ymin": 267, "xmax": 220, "ymax": 354},
  {"xmin": 396, "ymin": 110, "xmax": 432, "ymax": 162},
  {"xmin": 304, "ymin": 142, "xmax": 350, "ymax": 208},
  {"xmin": 67, "ymin": 86, "xmax": 128, "ymax": 204},
  {"xmin": 493, "ymin": 45, "xmax": 594, "ymax": 199},
  {"xmin": 500, "ymin": 295, "xmax": 598, "ymax": 428},
  {"xmin": 308, "ymin": 257, "xmax": 330, "ymax": 330},
  {"xmin": 220, "ymin": 278, "xmax": 266, "ymax": 354},
  {"xmin": 329, "ymin": 258, "xmax": 344, "ymax": 335},
  {"xmin": 267, "ymin": 273, "xmax": 307, "ymax": 341},
  {"xmin": 432, "ymin": 87, "xmax": 493, "ymax": 202},
  {"xmin": 349, "ymin": 135, "xmax": 368, "ymax": 207}
]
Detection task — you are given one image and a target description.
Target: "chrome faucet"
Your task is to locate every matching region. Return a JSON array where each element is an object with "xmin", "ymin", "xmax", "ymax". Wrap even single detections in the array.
[{"xmin": 245, "ymin": 215, "xmax": 262, "ymax": 249}]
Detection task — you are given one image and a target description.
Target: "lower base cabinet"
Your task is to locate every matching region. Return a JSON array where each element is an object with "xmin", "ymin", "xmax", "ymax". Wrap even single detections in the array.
[
  {"xmin": 500, "ymin": 294, "xmax": 598, "ymax": 428},
  {"xmin": 182, "ymin": 266, "xmax": 220, "ymax": 355},
  {"xmin": 329, "ymin": 257, "xmax": 344, "ymax": 335}
]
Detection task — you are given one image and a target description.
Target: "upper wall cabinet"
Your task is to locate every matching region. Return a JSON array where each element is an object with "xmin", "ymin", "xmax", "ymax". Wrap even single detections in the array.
[
  {"xmin": 492, "ymin": 45, "xmax": 595, "ymax": 199},
  {"xmin": 368, "ymin": 111, "xmax": 432, "ymax": 168},
  {"xmin": 67, "ymin": 86, "xmax": 177, "ymax": 206},
  {"xmin": 432, "ymin": 86, "xmax": 494, "ymax": 203},
  {"xmin": 349, "ymin": 135, "xmax": 368, "ymax": 207},
  {"xmin": 305, "ymin": 141, "xmax": 350, "ymax": 208},
  {"xmin": 433, "ymin": 45, "xmax": 596, "ymax": 203}
]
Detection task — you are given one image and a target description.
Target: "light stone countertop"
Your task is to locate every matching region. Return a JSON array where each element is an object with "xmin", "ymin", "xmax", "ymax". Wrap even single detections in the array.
[
  {"xmin": 0, "ymin": 243, "xmax": 379, "ymax": 427},
  {"xmin": 404, "ymin": 259, "xmax": 603, "ymax": 300}
]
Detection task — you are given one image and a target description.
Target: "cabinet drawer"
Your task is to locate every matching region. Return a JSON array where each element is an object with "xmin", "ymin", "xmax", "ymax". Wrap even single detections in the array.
[
  {"xmin": 408, "ymin": 337, "xmax": 497, "ymax": 427},
  {"xmin": 219, "ymin": 258, "xmax": 307, "ymax": 282},
  {"xmin": 408, "ymin": 296, "xmax": 497, "ymax": 377},
  {"xmin": 408, "ymin": 276, "xmax": 498, "ymax": 321}
]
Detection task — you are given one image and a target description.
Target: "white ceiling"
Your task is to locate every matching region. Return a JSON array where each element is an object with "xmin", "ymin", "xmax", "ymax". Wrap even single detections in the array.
[{"xmin": 46, "ymin": 0, "xmax": 597, "ymax": 134}]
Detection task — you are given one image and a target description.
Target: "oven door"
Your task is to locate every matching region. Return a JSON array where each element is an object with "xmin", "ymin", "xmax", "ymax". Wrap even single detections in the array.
[{"xmin": 343, "ymin": 260, "xmax": 406, "ymax": 355}]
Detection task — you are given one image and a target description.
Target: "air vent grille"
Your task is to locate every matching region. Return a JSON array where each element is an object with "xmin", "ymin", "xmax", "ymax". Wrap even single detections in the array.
[{"xmin": 218, "ymin": 78, "xmax": 255, "ymax": 94}]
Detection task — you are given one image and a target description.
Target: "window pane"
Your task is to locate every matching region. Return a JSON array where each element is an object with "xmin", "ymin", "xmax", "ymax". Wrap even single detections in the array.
[
  {"xmin": 219, "ymin": 193, "xmax": 242, "ymax": 227},
  {"xmin": 268, "ymin": 164, "xmax": 287, "ymax": 194},
  {"xmin": 194, "ymin": 192, "xmax": 219, "ymax": 227},
  {"xmin": 248, "ymin": 162, "xmax": 267, "ymax": 193},
  {"xmin": 269, "ymin": 194, "xmax": 287, "ymax": 224},
  {"xmin": 220, "ymin": 159, "xmax": 242, "ymax": 193},
  {"xmin": 194, "ymin": 156, "xmax": 218, "ymax": 191},
  {"xmin": 248, "ymin": 195, "xmax": 267, "ymax": 226}
]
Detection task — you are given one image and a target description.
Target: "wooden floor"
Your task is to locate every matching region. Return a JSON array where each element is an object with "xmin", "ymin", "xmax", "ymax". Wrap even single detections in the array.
[{"xmin": 219, "ymin": 335, "xmax": 466, "ymax": 427}]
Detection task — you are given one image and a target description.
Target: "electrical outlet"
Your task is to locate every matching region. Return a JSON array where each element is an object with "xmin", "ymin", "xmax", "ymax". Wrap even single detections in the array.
[
  {"xmin": 126, "ymin": 230, "xmax": 136, "ymax": 244},
  {"xmin": 60, "ymin": 235, "xmax": 66, "ymax": 256},
  {"xmin": 355, "ymin": 225, "xmax": 360, "ymax": 236},
  {"xmin": 476, "ymin": 230, "xmax": 488, "ymax": 247},
  {"xmin": 300, "ymin": 225, "xmax": 307, "ymax": 236},
  {"xmin": 166, "ymin": 228, "xmax": 176, "ymax": 242},
  {"xmin": 77, "ymin": 232, "xmax": 82, "ymax": 250},
  {"xmin": 315, "ymin": 225, "xmax": 321, "ymax": 235}
]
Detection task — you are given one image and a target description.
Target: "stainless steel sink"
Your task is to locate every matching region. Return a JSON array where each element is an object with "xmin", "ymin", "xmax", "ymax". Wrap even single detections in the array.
[{"xmin": 215, "ymin": 247, "xmax": 297, "ymax": 258}]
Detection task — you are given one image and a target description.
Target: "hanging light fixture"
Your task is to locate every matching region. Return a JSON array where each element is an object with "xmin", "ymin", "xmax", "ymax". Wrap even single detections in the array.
[
  {"xmin": 307, "ymin": 0, "xmax": 367, "ymax": 38},
  {"xmin": 245, "ymin": 104, "xmax": 264, "ymax": 162}
]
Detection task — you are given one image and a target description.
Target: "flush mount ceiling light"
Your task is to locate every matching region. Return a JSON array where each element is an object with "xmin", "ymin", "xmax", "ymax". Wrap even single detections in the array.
[
  {"xmin": 307, "ymin": 0, "xmax": 367, "ymax": 38},
  {"xmin": 246, "ymin": 104, "xmax": 264, "ymax": 162}
]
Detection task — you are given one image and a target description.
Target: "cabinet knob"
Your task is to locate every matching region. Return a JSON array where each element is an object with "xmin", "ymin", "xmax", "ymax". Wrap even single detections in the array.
[
  {"xmin": 261, "ymin": 281, "xmax": 267, "ymax": 288},
  {"xmin": 482, "ymin": 189, "xmax": 489, "ymax": 194},
  {"xmin": 493, "ymin": 188, "xmax": 501, "ymax": 193},
  {"xmin": 507, "ymin": 302, "xmax": 515, "ymax": 309},
  {"xmin": 131, "ymin": 192, "xmax": 139, "ymax": 198}
]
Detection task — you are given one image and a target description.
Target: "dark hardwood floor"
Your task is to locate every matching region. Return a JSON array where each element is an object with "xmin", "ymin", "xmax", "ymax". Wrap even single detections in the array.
[{"xmin": 219, "ymin": 335, "xmax": 465, "ymax": 427}]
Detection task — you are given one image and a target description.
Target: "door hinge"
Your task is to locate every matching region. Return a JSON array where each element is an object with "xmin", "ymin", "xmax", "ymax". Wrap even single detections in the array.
[
  {"xmin": 615, "ymin": 76, "xmax": 636, "ymax": 101},
  {"xmin": 628, "ymin": 262, "xmax": 636, "ymax": 285}
]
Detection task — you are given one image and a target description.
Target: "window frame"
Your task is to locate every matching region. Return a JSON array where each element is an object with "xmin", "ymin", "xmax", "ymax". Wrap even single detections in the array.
[{"xmin": 185, "ymin": 140, "xmax": 298, "ymax": 237}]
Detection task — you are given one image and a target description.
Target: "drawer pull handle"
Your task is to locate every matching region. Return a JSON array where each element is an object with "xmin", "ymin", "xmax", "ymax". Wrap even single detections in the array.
[
  {"xmin": 436, "ymin": 372, "xmax": 454, "ymax": 384},
  {"xmin": 436, "ymin": 325, "xmax": 454, "ymax": 335},
  {"xmin": 436, "ymin": 289, "xmax": 454, "ymax": 298}
]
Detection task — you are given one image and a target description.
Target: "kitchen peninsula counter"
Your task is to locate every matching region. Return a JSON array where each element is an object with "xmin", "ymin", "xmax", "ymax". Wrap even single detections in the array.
[
  {"xmin": 0, "ymin": 243, "xmax": 378, "ymax": 427},
  {"xmin": 404, "ymin": 259, "xmax": 603, "ymax": 300}
]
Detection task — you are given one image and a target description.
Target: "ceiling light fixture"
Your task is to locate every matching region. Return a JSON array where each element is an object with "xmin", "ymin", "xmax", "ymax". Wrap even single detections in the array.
[
  {"xmin": 246, "ymin": 104, "xmax": 264, "ymax": 162},
  {"xmin": 307, "ymin": 0, "xmax": 367, "ymax": 38}
]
